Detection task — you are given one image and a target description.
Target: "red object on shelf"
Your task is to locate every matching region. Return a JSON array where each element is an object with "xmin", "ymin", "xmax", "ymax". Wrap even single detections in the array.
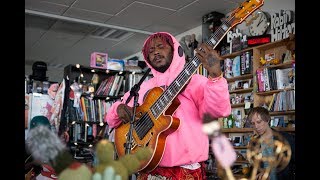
[{"xmin": 247, "ymin": 34, "xmax": 271, "ymax": 46}]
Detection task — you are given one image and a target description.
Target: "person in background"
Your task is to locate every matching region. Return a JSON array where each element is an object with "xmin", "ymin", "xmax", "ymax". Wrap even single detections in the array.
[
  {"xmin": 105, "ymin": 32, "xmax": 231, "ymax": 179},
  {"xmin": 247, "ymin": 107, "xmax": 295, "ymax": 180},
  {"xmin": 189, "ymin": 33, "xmax": 199, "ymax": 57}
]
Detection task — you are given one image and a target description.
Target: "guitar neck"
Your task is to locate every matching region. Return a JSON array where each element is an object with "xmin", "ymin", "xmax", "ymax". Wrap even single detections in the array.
[{"xmin": 149, "ymin": 18, "xmax": 236, "ymax": 119}]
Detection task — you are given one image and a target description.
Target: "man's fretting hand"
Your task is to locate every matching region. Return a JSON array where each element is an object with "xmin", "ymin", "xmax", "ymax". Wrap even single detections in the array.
[{"xmin": 195, "ymin": 43, "xmax": 223, "ymax": 78}]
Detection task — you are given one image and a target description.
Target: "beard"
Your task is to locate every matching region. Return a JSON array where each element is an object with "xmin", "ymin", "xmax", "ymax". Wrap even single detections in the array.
[
  {"xmin": 153, "ymin": 62, "xmax": 171, "ymax": 73},
  {"xmin": 149, "ymin": 51, "xmax": 173, "ymax": 73}
]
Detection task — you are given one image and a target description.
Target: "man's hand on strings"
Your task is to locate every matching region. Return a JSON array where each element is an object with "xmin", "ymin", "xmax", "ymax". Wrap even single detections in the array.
[{"xmin": 117, "ymin": 104, "xmax": 134, "ymax": 123}]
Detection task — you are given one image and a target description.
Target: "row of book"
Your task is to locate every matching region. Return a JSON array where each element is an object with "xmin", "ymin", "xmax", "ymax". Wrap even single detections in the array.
[
  {"xmin": 127, "ymin": 73, "xmax": 152, "ymax": 91},
  {"xmin": 70, "ymin": 97, "xmax": 115, "ymax": 122},
  {"xmin": 72, "ymin": 123, "xmax": 98, "ymax": 143},
  {"xmin": 95, "ymin": 74, "xmax": 125, "ymax": 97},
  {"xmin": 196, "ymin": 64, "xmax": 209, "ymax": 77},
  {"xmin": 268, "ymin": 90, "xmax": 295, "ymax": 112},
  {"xmin": 224, "ymin": 51, "xmax": 253, "ymax": 78},
  {"xmin": 71, "ymin": 123, "xmax": 109, "ymax": 143},
  {"xmin": 256, "ymin": 67, "xmax": 294, "ymax": 92}
]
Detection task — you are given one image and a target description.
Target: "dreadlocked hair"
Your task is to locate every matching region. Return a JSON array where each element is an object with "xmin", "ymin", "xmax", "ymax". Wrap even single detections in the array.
[{"xmin": 142, "ymin": 32, "xmax": 174, "ymax": 61}]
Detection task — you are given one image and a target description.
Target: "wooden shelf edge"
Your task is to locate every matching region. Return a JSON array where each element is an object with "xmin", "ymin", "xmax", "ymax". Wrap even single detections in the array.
[
  {"xmin": 226, "ymin": 74, "xmax": 253, "ymax": 82},
  {"xmin": 222, "ymin": 128, "xmax": 254, "ymax": 133},
  {"xmin": 229, "ymin": 87, "xmax": 253, "ymax": 94},
  {"xmin": 221, "ymin": 48, "xmax": 254, "ymax": 59},
  {"xmin": 273, "ymin": 127, "xmax": 295, "ymax": 132},
  {"xmin": 222, "ymin": 127, "xmax": 295, "ymax": 133},
  {"xmin": 231, "ymin": 103, "xmax": 245, "ymax": 108},
  {"xmin": 231, "ymin": 103, "xmax": 253, "ymax": 108},
  {"xmin": 256, "ymin": 88, "xmax": 295, "ymax": 96},
  {"xmin": 269, "ymin": 111, "xmax": 295, "ymax": 115},
  {"xmin": 257, "ymin": 60, "xmax": 295, "ymax": 69}
]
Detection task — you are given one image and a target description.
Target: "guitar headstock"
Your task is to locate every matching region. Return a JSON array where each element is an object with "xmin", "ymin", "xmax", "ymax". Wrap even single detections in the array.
[{"xmin": 229, "ymin": 0, "xmax": 264, "ymax": 28}]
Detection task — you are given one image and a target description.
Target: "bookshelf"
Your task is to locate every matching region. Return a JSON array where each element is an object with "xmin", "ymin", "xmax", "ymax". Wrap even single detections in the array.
[
  {"xmin": 61, "ymin": 64, "xmax": 127, "ymax": 163},
  {"xmin": 60, "ymin": 64, "xmax": 153, "ymax": 163},
  {"xmin": 218, "ymin": 37, "xmax": 295, "ymax": 177},
  {"xmin": 220, "ymin": 37, "xmax": 295, "ymax": 132}
]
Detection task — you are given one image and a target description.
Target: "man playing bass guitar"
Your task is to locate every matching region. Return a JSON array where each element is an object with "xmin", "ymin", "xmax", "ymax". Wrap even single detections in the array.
[{"xmin": 105, "ymin": 32, "xmax": 231, "ymax": 180}]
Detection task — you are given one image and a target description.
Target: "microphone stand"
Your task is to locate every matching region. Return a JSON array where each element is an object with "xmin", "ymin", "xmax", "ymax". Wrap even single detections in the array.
[{"xmin": 124, "ymin": 68, "xmax": 151, "ymax": 155}]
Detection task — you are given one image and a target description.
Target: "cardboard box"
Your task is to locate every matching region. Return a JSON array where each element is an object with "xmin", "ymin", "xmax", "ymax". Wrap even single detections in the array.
[{"xmin": 90, "ymin": 52, "xmax": 108, "ymax": 69}]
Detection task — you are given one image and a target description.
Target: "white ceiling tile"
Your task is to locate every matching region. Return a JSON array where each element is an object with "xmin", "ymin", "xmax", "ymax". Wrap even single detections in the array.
[
  {"xmin": 174, "ymin": 0, "xmax": 233, "ymax": 19},
  {"xmin": 107, "ymin": 33, "xmax": 149, "ymax": 59},
  {"xmin": 107, "ymin": 2, "xmax": 175, "ymax": 30},
  {"xmin": 50, "ymin": 20, "xmax": 97, "ymax": 36},
  {"xmin": 42, "ymin": 0, "xmax": 76, "ymax": 6},
  {"xmin": 27, "ymin": 30, "xmax": 84, "ymax": 62},
  {"xmin": 25, "ymin": 14, "xmax": 57, "ymax": 30},
  {"xmin": 137, "ymin": 0, "xmax": 195, "ymax": 10},
  {"xmin": 25, "ymin": 0, "xmax": 69, "ymax": 15},
  {"xmin": 25, "ymin": 28, "xmax": 46, "ymax": 48},
  {"xmin": 144, "ymin": 0, "xmax": 235, "ymax": 36},
  {"xmin": 51, "ymin": 36, "xmax": 119, "ymax": 66},
  {"xmin": 63, "ymin": 7, "xmax": 113, "ymax": 23},
  {"xmin": 143, "ymin": 23, "xmax": 184, "ymax": 36},
  {"xmin": 72, "ymin": 0, "xmax": 135, "ymax": 15}
]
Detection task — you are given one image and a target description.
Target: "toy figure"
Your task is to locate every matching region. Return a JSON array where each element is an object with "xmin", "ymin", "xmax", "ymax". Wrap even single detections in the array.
[{"xmin": 94, "ymin": 139, "xmax": 152, "ymax": 180}]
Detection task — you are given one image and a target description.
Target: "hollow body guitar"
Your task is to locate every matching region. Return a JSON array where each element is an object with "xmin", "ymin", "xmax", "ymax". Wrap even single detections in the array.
[
  {"xmin": 114, "ymin": 0, "xmax": 264, "ymax": 173},
  {"xmin": 115, "ymin": 86, "xmax": 181, "ymax": 172}
]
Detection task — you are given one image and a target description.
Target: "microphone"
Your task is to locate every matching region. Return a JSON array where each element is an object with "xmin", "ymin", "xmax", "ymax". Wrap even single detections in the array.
[{"xmin": 125, "ymin": 68, "xmax": 151, "ymax": 105}]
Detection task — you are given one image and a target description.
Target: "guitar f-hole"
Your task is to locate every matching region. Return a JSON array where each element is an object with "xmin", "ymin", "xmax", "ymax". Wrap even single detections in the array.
[{"xmin": 145, "ymin": 132, "xmax": 153, "ymax": 147}]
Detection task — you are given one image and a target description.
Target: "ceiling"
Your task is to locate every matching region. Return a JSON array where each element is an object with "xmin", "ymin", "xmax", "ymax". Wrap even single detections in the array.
[{"xmin": 25, "ymin": 0, "xmax": 249, "ymax": 81}]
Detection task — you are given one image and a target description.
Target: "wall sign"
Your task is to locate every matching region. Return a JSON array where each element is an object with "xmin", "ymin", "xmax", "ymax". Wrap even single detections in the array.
[
  {"xmin": 270, "ymin": 10, "xmax": 295, "ymax": 42},
  {"xmin": 227, "ymin": 28, "xmax": 246, "ymax": 43},
  {"xmin": 226, "ymin": 28, "xmax": 247, "ymax": 53}
]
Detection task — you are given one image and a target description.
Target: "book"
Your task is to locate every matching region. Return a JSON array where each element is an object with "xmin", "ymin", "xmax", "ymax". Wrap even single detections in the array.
[
  {"xmin": 268, "ymin": 93, "xmax": 277, "ymax": 111},
  {"xmin": 276, "ymin": 68, "xmax": 292, "ymax": 89},
  {"xmin": 232, "ymin": 56, "xmax": 241, "ymax": 77},
  {"xmin": 256, "ymin": 68, "xmax": 265, "ymax": 92},
  {"xmin": 224, "ymin": 58, "xmax": 233, "ymax": 78}
]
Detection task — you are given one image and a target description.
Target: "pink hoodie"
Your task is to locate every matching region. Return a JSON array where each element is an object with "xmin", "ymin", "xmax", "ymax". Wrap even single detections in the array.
[{"xmin": 105, "ymin": 32, "xmax": 231, "ymax": 167}]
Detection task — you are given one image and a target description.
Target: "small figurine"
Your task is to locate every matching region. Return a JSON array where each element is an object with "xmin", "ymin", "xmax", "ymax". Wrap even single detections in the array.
[
  {"xmin": 271, "ymin": 58, "xmax": 280, "ymax": 65},
  {"xmin": 260, "ymin": 57, "xmax": 267, "ymax": 65},
  {"xmin": 260, "ymin": 57, "xmax": 281, "ymax": 66}
]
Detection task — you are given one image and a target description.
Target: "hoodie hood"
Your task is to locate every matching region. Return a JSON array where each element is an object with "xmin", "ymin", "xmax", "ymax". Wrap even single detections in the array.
[{"xmin": 142, "ymin": 32, "xmax": 186, "ymax": 86}]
